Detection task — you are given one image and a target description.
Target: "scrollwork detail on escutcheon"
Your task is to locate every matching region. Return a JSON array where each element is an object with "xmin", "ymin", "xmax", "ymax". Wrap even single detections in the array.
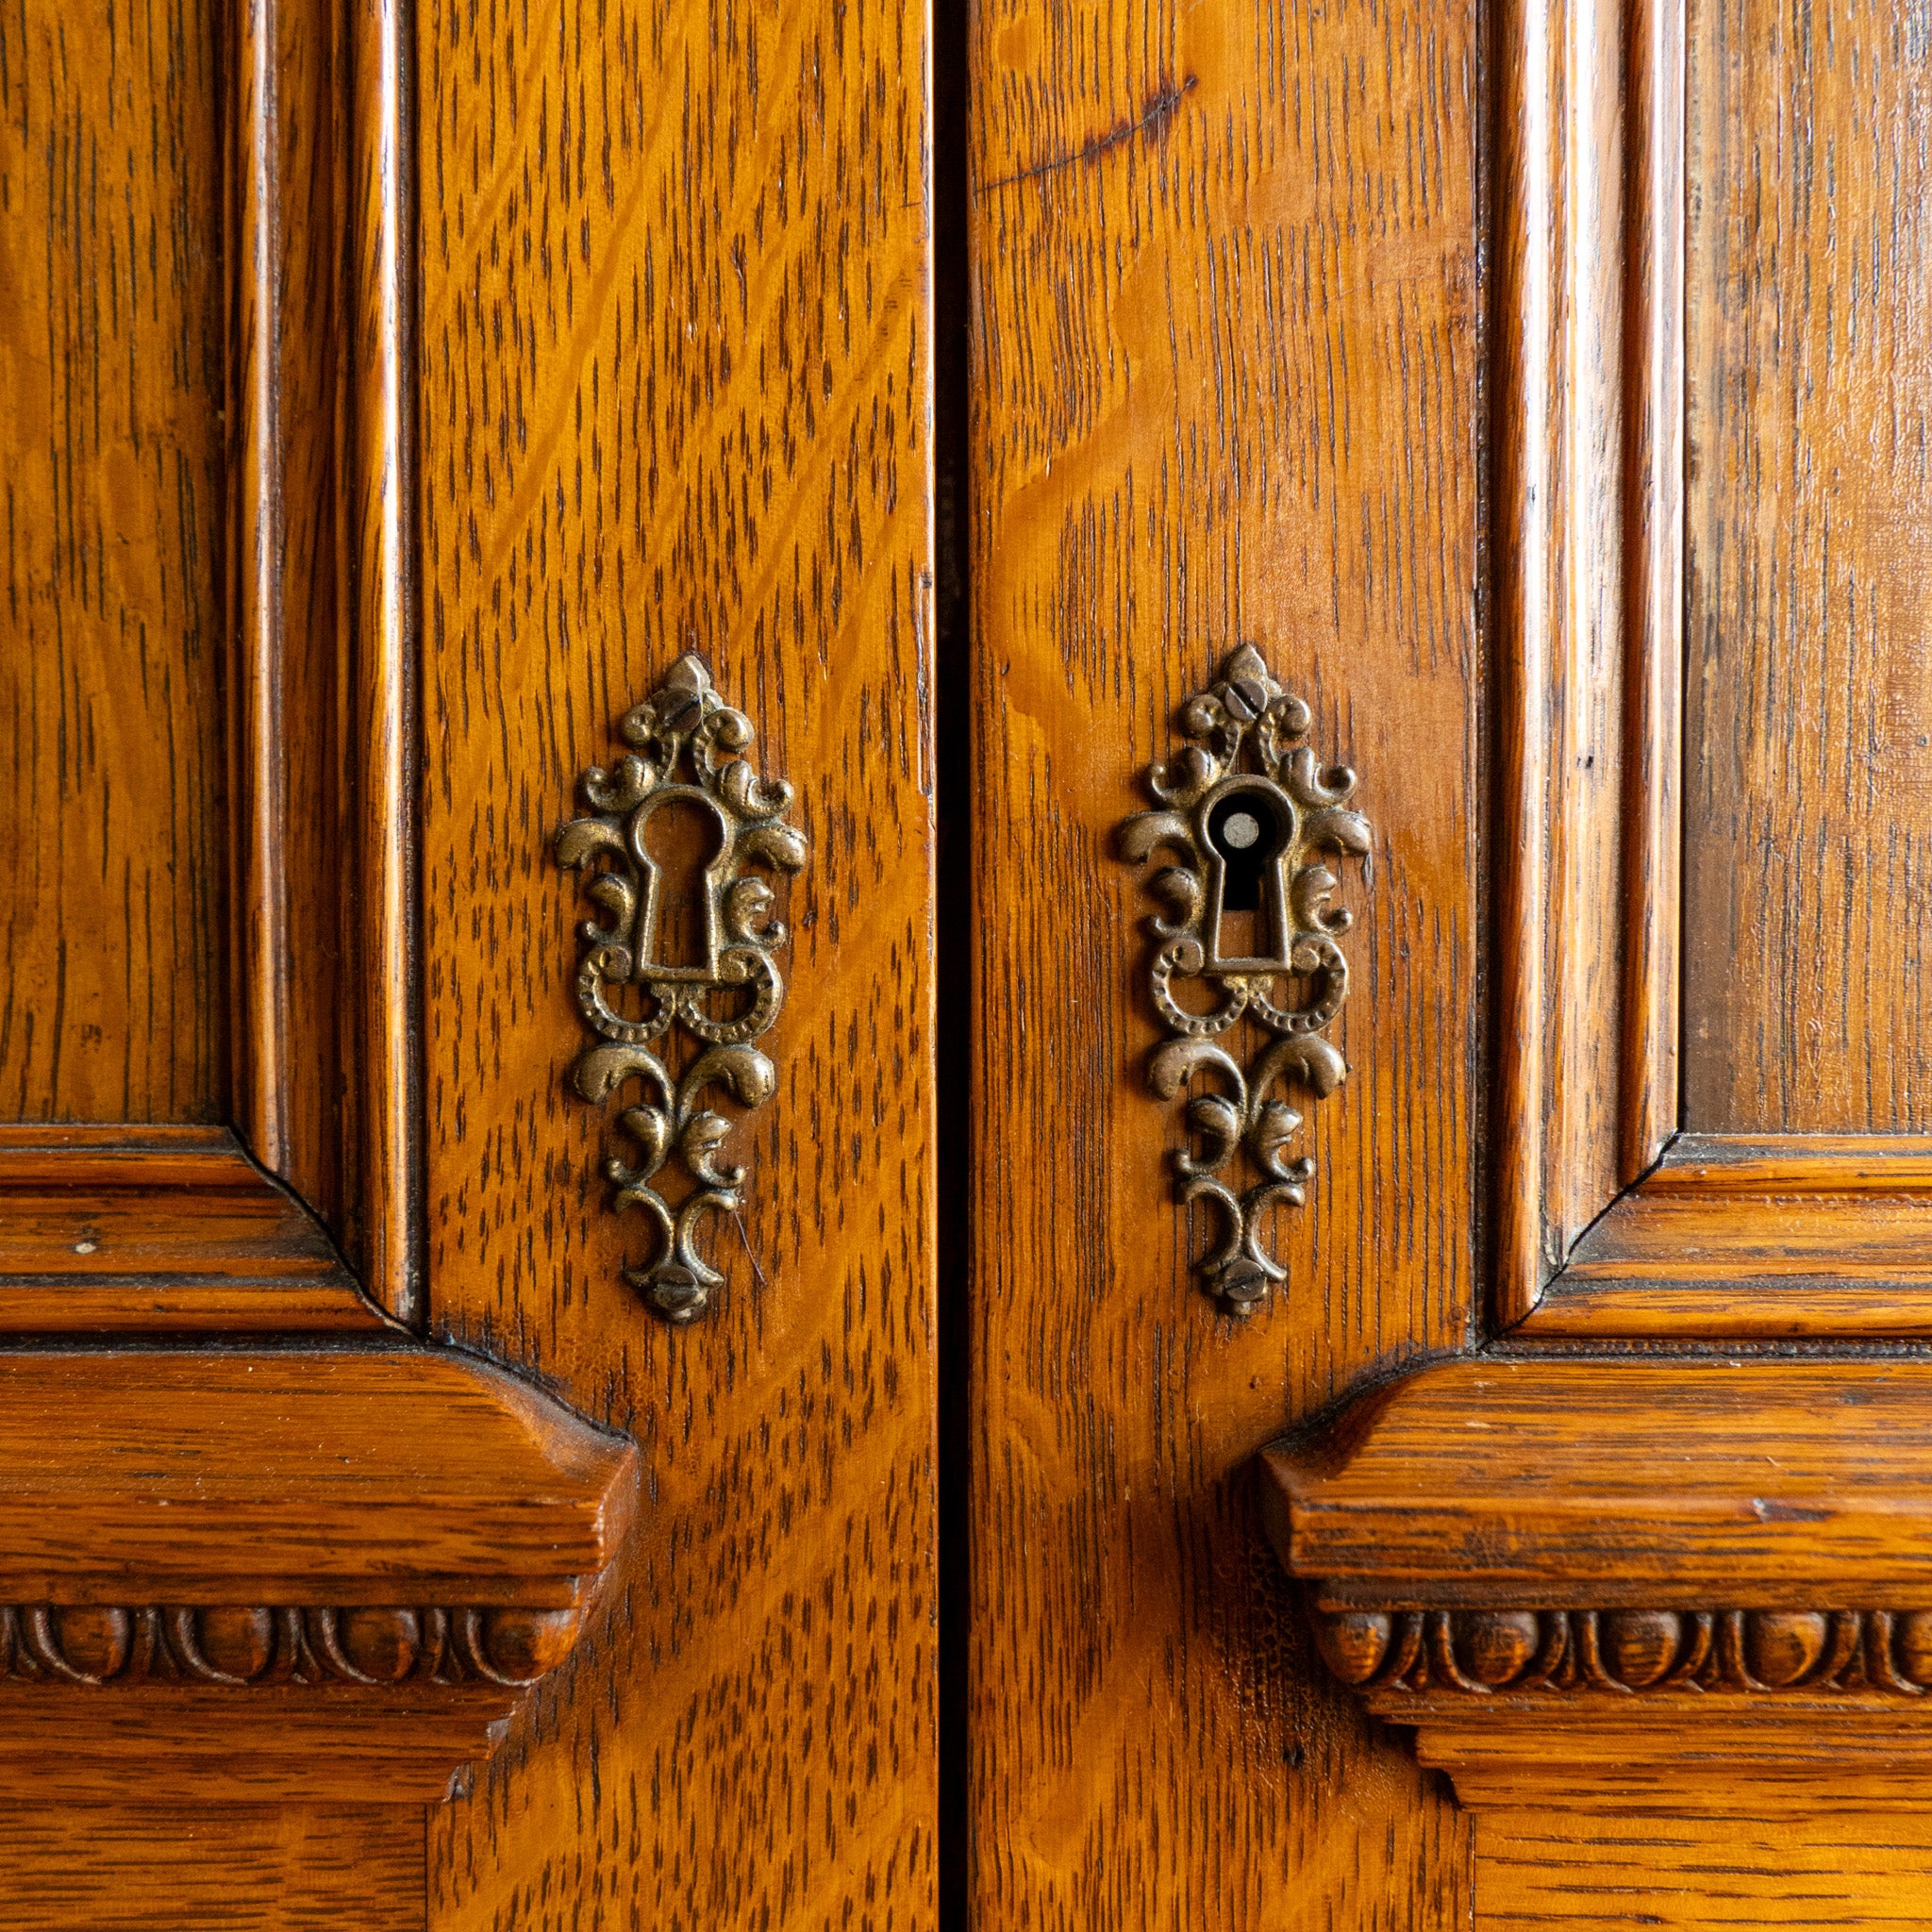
[
  {"xmin": 556, "ymin": 654, "xmax": 808, "ymax": 1323},
  {"xmin": 1116, "ymin": 646, "xmax": 1371, "ymax": 1314}
]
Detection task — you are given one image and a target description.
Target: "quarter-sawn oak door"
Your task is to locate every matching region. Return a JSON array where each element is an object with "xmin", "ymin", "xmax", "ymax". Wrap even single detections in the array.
[{"xmin": 6, "ymin": 0, "xmax": 1932, "ymax": 1917}]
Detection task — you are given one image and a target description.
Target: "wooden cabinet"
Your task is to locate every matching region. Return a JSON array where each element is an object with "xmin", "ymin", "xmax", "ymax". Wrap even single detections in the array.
[{"xmin": 3, "ymin": 0, "xmax": 1930, "ymax": 1920}]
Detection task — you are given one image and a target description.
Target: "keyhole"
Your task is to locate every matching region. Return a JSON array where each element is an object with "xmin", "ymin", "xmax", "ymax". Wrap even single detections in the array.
[
  {"xmin": 639, "ymin": 797, "xmax": 726, "ymax": 972},
  {"xmin": 1207, "ymin": 791, "xmax": 1289, "ymax": 960}
]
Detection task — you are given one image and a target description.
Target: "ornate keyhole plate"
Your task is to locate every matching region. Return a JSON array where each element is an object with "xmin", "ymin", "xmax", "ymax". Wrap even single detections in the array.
[
  {"xmin": 555, "ymin": 655, "xmax": 808, "ymax": 1323},
  {"xmin": 1116, "ymin": 646, "xmax": 1372, "ymax": 1314}
]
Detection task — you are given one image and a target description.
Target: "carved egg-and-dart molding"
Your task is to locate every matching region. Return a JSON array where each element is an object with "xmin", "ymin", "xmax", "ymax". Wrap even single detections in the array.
[
  {"xmin": 1116, "ymin": 646, "xmax": 1372, "ymax": 1314},
  {"xmin": 0, "ymin": 1603, "xmax": 583, "ymax": 1689},
  {"xmin": 556, "ymin": 654, "xmax": 808, "ymax": 1323}
]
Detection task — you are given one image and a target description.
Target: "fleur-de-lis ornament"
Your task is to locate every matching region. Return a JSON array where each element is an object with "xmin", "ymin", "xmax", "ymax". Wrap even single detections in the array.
[
  {"xmin": 556, "ymin": 655, "xmax": 808, "ymax": 1322},
  {"xmin": 1117, "ymin": 646, "xmax": 1372, "ymax": 1313}
]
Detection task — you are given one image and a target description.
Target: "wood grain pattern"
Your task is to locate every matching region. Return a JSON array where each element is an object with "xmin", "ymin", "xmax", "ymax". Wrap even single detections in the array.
[
  {"xmin": 0, "ymin": 1682, "xmax": 520, "ymax": 1802},
  {"xmin": 0, "ymin": 1124, "xmax": 382, "ymax": 1331},
  {"xmin": 0, "ymin": 0, "xmax": 230, "ymax": 1124},
  {"xmin": 1682, "ymin": 0, "xmax": 1932, "ymax": 1134},
  {"xmin": 412, "ymin": 0, "xmax": 939, "ymax": 1913},
  {"xmin": 342, "ymin": 0, "xmax": 425, "ymax": 1322},
  {"xmin": 0, "ymin": 1806, "xmax": 424, "ymax": 1930},
  {"xmin": 1492, "ymin": 0, "xmax": 1686, "ymax": 1321},
  {"xmin": 0, "ymin": 1348, "xmax": 634, "ymax": 1603},
  {"xmin": 1267, "ymin": 1356, "xmax": 1932, "ymax": 1607},
  {"xmin": 1475, "ymin": 1810, "xmax": 1932, "ymax": 1927},
  {"xmin": 1416, "ymin": 1704, "xmax": 1932, "ymax": 1803},
  {"xmin": 1524, "ymin": 1137, "xmax": 1932, "ymax": 1334},
  {"xmin": 226, "ymin": 0, "xmax": 425, "ymax": 1314},
  {"xmin": 966, "ymin": 0, "xmax": 1479, "ymax": 1918}
]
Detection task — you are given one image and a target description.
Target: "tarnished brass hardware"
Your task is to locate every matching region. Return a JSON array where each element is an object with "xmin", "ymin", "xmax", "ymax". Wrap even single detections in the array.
[
  {"xmin": 556, "ymin": 655, "xmax": 808, "ymax": 1322},
  {"xmin": 1117, "ymin": 646, "xmax": 1371, "ymax": 1314}
]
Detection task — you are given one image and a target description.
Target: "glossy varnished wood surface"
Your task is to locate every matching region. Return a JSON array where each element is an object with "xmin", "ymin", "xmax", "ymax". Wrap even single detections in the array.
[
  {"xmin": 413, "ymin": 0, "xmax": 938, "ymax": 1916},
  {"xmin": 1475, "ymin": 1812, "xmax": 1932, "ymax": 1928},
  {"xmin": 0, "ymin": 0, "xmax": 229, "ymax": 1123},
  {"xmin": 967, "ymin": 0, "xmax": 1479, "ymax": 1919},
  {"xmin": 0, "ymin": 1806, "xmax": 424, "ymax": 1929},
  {"xmin": 0, "ymin": 1124, "xmax": 381, "ymax": 1331},
  {"xmin": 1682, "ymin": 0, "xmax": 1932, "ymax": 1133},
  {"xmin": 0, "ymin": 1349, "xmax": 633, "ymax": 1603},
  {"xmin": 1269, "ymin": 1357, "xmax": 1932, "ymax": 1606}
]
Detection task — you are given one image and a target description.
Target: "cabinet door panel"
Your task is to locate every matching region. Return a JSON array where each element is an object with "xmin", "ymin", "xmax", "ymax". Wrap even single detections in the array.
[
  {"xmin": 414, "ymin": 0, "xmax": 940, "ymax": 1919},
  {"xmin": 965, "ymin": 0, "xmax": 1481, "ymax": 1921}
]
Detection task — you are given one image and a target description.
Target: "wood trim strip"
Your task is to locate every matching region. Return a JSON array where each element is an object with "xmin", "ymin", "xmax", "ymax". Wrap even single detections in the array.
[
  {"xmin": 0, "ymin": 1686, "xmax": 518, "ymax": 1805},
  {"xmin": 228, "ymin": 0, "xmax": 293, "ymax": 1175},
  {"xmin": 346, "ymin": 0, "xmax": 425, "ymax": 1328},
  {"xmin": 0, "ymin": 1129, "xmax": 387, "ymax": 1332},
  {"xmin": 1524, "ymin": 1136, "xmax": 1932, "ymax": 1335},
  {"xmin": 1635, "ymin": 1134, "xmax": 1932, "ymax": 1192},
  {"xmin": 217, "ymin": 0, "xmax": 424, "ymax": 1316},
  {"xmin": 1491, "ymin": 0, "xmax": 1557, "ymax": 1327},
  {"xmin": 1491, "ymin": 0, "xmax": 1687, "ymax": 1324},
  {"xmin": 1617, "ymin": 0, "xmax": 1686, "ymax": 1184}
]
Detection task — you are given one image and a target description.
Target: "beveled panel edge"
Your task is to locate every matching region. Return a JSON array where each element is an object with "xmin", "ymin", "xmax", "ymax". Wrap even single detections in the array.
[
  {"xmin": 1491, "ymin": 0, "xmax": 1686, "ymax": 1327},
  {"xmin": 1524, "ymin": 1135, "xmax": 1932, "ymax": 1335},
  {"xmin": 225, "ymin": 0, "xmax": 425, "ymax": 1321},
  {"xmin": 0, "ymin": 1128, "xmax": 385, "ymax": 1332}
]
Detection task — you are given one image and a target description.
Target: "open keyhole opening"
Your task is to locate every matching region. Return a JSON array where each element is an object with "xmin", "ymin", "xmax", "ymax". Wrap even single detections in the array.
[
  {"xmin": 639, "ymin": 796, "xmax": 727, "ymax": 974},
  {"xmin": 1207, "ymin": 790, "xmax": 1290, "ymax": 962}
]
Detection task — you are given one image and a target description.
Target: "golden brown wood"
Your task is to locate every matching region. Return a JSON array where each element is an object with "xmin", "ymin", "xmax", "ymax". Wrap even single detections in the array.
[
  {"xmin": 1523, "ymin": 1138, "xmax": 1932, "ymax": 1335},
  {"xmin": 1682, "ymin": 0, "xmax": 1932, "ymax": 1137},
  {"xmin": 966, "ymin": 0, "xmax": 1480, "ymax": 1915},
  {"xmin": 1492, "ymin": 0, "xmax": 1686, "ymax": 1323},
  {"xmin": 411, "ymin": 0, "xmax": 939, "ymax": 1912},
  {"xmin": 1276, "ymin": 1356, "xmax": 1932, "ymax": 1913},
  {"xmin": 0, "ymin": 1806, "xmax": 424, "ymax": 1929},
  {"xmin": 1266, "ymin": 1356, "xmax": 1932, "ymax": 1607},
  {"xmin": 0, "ymin": 1683, "xmax": 521, "ymax": 1803},
  {"xmin": 0, "ymin": 1125, "xmax": 381, "ymax": 1331},
  {"xmin": 1474, "ymin": 1812, "xmax": 1932, "ymax": 1930},
  {"xmin": 342, "ymin": 0, "xmax": 425, "ymax": 1324},
  {"xmin": 0, "ymin": 1349, "xmax": 632, "ymax": 1603},
  {"xmin": 224, "ymin": 0, "xmax": 424, "ymax": 1311},
  {"xmin": 0, "ymin": 0, "xmax": 231, "ymax": 1124}
]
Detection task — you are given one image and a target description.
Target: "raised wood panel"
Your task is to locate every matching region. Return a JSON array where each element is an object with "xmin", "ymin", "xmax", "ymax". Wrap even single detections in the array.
[
  {"xmin": 967, "ymin": 0, "xmax": 1479, "ymax": 1918},
  {"xmin": 0, "ymin": 0, "xmax": 230, "ymax": 1124},
  {"xmin": 1683, "ymin": 0, "xmax": 1932, "ymax": 1136},
  {"xmin": 0, "ymin": 1806, "xmax": 424, "ymax": 1930},
  {"xmin": 413, "ymin": 0, "xmax": 939, "ymax": 1915}
]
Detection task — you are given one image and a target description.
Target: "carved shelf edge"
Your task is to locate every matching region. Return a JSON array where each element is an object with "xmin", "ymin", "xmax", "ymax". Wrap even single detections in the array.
[
  {"xmin": 0, "ymin": 1345, "xmax": 637, "ymax": 1802},
  {"xmin": 1260, "ymin": 1355, "xmax": 1932, "ymax": 1813}
]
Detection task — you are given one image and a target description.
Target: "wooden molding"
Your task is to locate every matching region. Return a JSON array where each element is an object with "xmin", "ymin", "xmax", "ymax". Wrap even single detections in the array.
[
  {"xmin": 1265, "ymin": 1354, "xmax": 1932, "ymax": 1811},
  {"xmin": 1525, "ymin": 1136, "xmax": 1932, "ymax": 1335},
  {"xmin": 0, "ymin": 1344, "xmax": 635, "ymax": 1799},
  {"xmin": 1411, "ymin": 1704, "xmax": 1932, "ymax": 1816},
  {"xmin": 0, "ymin": 1126, "xmax": 386, "ymax": 1333},
  {"xmin": 1491, "ymin": 0, "xmax": 1686, "ymax": 1326},
  {"xmin": 225, "ymin": 0, "xmax": 424, "ymax": 1320},
  {"xmin": 0, "ymin": 1684, "xmax": 526, "ymax": 1805},
  {"xmin": 1489, "ymin": 0, "xmax": 1931, "ymax": 1343}
]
